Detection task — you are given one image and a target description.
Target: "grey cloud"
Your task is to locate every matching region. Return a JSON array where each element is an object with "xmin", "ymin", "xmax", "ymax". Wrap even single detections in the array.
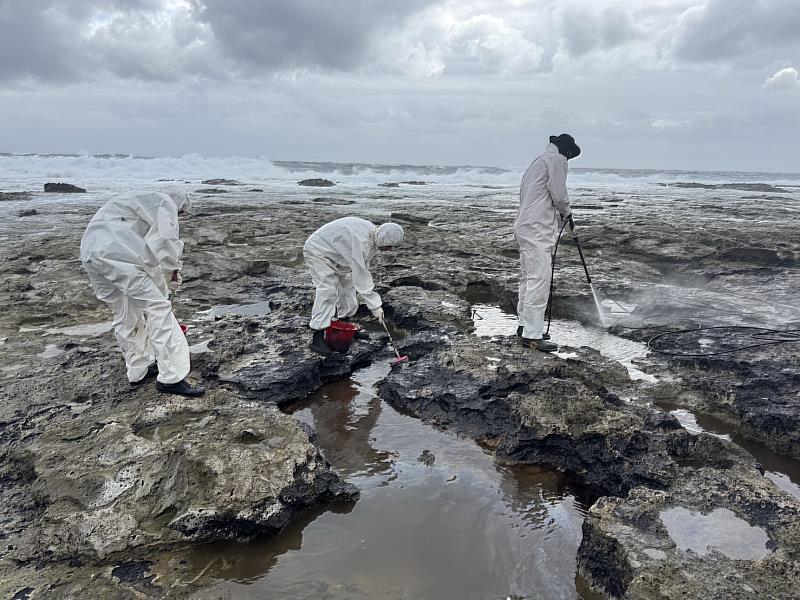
[
  {"xmin": 673, "ymin": 0, "xmax": 800, "ymax": 63},
  {"xmin": 197, "ymin": 0, "xmax": 440, "ymax": 73},
  {"xmin": 0, "ymin": 0, "xmax": 216, "ymax": 83},
  {"xmin": 560, "ymin": 3, "xmax": 641, "ymax": 57},
  {"xmin": 0, "ymin": 0, "xmax": 83, "ymax": 82}
]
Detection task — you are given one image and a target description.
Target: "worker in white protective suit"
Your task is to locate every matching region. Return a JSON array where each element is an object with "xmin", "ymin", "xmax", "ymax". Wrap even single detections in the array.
[
  {"xmin": 304, "ymin": 217, "xmax": 404, "ymax": 354},
  {"xmin": 80, "ymin": 186, "xmax": 206, "ymax": 396},
  {"xmin": 514, "ymin": 134, "xmax": 581, "ymax": 352}
]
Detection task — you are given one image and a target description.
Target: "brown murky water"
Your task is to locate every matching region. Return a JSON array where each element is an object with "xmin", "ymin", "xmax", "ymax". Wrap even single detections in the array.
[{"xmin": 174, "ymin": 361, "xmax": 597, "ymax": 600}]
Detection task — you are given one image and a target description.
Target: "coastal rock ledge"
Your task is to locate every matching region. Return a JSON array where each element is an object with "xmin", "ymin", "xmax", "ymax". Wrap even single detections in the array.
[{"xmin": 8, "ymin": 389, "xmax": 357, "ymax": 565}]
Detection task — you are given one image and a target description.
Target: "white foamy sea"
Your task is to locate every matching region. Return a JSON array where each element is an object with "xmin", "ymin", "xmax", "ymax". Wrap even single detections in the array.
[
  {"xmin": 3, "ymin": 152, "xmax": 800, "ymax": 194},
  {"xmin": 2, "ymin": 153, "xmax": 799, "ymax": 240}
]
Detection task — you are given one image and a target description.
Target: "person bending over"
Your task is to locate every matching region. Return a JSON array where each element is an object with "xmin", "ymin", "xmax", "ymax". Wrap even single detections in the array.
[
  {"xmin": 80, "ymin": 186, "xmax": 205, "ymax": 396},
  {"xmin": 304, "ymin": 217, "xmax": 404, "ymax": 354},
  {"xmin": 515, "ymin": 134, "xmax": 581, "ymax": 352}
]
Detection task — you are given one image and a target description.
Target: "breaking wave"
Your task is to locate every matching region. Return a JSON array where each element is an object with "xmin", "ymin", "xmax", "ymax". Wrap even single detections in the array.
[{"xmin": 2, "ymin": 152, "xmax": 799, "ymax": 191}]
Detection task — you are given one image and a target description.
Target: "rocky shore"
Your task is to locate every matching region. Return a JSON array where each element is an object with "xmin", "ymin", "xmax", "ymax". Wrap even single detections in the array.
[{"xmin": 1, "ymin": 181, "xmax": 798, "ymax": 598}]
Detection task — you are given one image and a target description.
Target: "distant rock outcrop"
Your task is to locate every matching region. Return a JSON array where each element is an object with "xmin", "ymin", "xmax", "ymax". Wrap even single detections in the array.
[
  {"xmin": 401, "ymin": 181, "xmax": 427, "ymax": 185},
  {"xmin": 195, "ymin": 188, "xmax": 229, "ymax": 194},
  {"xmin": 668, "ymin": 182, "xmax": 789, "ymax": 193},
  {"xmin": 18, "ymin": 209, "xmax": 38, "ymax": 217},
  {"xmin": 298, "ymin": 179, "xmax": 335, "ymax": 187},
  {"xmin": 311, "ymin": 197, "xmax": 356, "ymax": 205},
  {"xmin": 379, "ymin": 183, "xmax": 400, "ymax": 188},
  {"xmin": 0, "ymin": 192, "xmax": 32, "ymax": 201},
  {"xmin": 44, "ymin": 183, "xmax": 86, "ymax": 193},
  {"xmin": 201, "ymin": 179, "xmax": 242, "ymax": 186}
]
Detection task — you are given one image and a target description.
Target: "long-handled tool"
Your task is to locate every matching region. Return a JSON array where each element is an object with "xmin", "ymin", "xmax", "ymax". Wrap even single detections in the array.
[
  {"xmin": 567, "ymin": 215, "xmax": 608, "ymax": 327},
  {"xmin": 380, "ymin": 318, "xmax": 409, "ymax": 366},
  {"xmin": 567, "ymin": 215, "xmax": 593, "ymax": 285},
  {"xmin": 543, "ymin": 216, "xmax": 608, "ymax": 337}
]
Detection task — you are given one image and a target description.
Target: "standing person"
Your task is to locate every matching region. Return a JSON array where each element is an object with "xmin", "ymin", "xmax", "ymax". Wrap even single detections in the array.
[
  {"xmin": 515, "ymin": 134, "xmax": 581, "ymax": 352},
  {"xmin": 304, "ymin": 217, "xmax": 404, "ymax": 354},
  {"xmin": 80, "ymin": 186, "xmax": 206, "ymax": 396}
]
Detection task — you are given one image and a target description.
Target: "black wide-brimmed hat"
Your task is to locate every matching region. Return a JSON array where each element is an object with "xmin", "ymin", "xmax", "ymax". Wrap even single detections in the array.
[{"xmin": 549, "ymin": 133, "xmax": 581, "ymax": 159}]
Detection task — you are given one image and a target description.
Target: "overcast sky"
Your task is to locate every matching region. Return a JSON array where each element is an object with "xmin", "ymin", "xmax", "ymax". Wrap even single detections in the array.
[{"xmin": 1, "ymin": 0, "xmax": 798, "ymax": 171}]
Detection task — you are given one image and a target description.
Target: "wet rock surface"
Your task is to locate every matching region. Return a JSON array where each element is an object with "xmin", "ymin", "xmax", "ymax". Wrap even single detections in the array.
[
  {"xmin": 579, "ymin": 466, "xmax": 800, "ymax": 598},
  {"xmin": 1, "ymin": 179, "xmax": 798, "ymax": 597},
  {"xmin": 384, "ymin": 285, "xmax": 472, "ymax": 331},
  {"xmin": 647, "ymin": 345, "xmax": 800, "ymax": 459},
  {"xmin": 1, "ymin": 191, "xmax": 33, "ymax": 201},
  {"xmin": 380, "ymin": 330, "xmax": 754, "ymax": 496},
  {"xmin": 0, "ymin": 203, "xmax": 377, "ymax": 596}
]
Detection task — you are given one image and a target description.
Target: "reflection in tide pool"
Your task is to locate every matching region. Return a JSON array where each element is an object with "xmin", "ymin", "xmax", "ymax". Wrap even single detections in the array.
[
  {"xmin": 178, "ymin": 361, "xmax": 595, "ymax": 600},
  {"xmin": 660, "ymin": 507, "xmax": 770, "ymax": 560},
  {"xmin": 657, "ymin": 402, "xmax": 800, "ymax": 501}
]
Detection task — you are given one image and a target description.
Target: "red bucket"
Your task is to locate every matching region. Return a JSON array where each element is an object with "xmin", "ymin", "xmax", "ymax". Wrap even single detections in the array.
[{"xmin": 325, "ymin": 320, "xmax": 359, "ymax": 352}]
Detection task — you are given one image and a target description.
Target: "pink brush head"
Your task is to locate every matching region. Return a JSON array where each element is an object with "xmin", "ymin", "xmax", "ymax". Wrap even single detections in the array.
[{"xmin": 391, "ymin": 355, "xmax": 409, "ymax": 366}]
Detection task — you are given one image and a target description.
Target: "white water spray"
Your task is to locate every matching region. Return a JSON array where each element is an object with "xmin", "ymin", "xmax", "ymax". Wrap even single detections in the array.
[{"xmin": 590, "ymin": 283, "xmax": 608, "ymax": 327}]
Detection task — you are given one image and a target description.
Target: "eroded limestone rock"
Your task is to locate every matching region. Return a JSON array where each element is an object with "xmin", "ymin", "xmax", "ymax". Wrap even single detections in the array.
[{"xmin": 579, "ymin": 466, "xmax": 800, "ymax": 599}]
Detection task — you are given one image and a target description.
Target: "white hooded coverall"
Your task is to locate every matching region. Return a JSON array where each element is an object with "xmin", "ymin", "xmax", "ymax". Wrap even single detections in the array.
[
  {"xmin": 80, "ymin": 188, "xmax": 191, "ymax": 384},
  {"xmin": 304, "ymin": 217, "xmax": 404, "ymax": 330},
  {"xmin": 514, "ymin": 143, "xmax": 572, "ymax": 339}
]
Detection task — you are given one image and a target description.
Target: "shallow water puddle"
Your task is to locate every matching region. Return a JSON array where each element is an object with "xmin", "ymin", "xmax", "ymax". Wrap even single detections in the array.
[
  {"xmin": 471, "ymin": 304, "xmax": 655, "ymax": 382},
  {"xmin": 37, "ymin": 344, "xmax": 65, "ymax": 359},
  {"xmin": 196, "ymin": 301, "xmax": 272, "ymax": 320},
  {"xmin": 188, "ymin": 339, "xmax": 212, "ymax": 354},
  {"xmin": 660, "ymin": 507, "xmax": 770, "ymax": 560},
  {"xmin": 666, "ymin": 409, "xmax": 731, "ymax": 441},
  {"xmin": 657, "ymin": 401, "xmax": 800, "ymax": 500},
  {"xmin": 175, "ymin": 361, "xmax": 594, "ymax": 599},
  {"xmin": 46, "ymin": 321, "xmax": 114, "ymax": 337}
]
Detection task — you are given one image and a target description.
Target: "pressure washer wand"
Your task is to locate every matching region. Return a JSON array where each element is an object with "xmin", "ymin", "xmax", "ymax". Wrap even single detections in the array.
[
  {"xmin": 568, "ymin": 215, "xmax": 592, "ymax": 285},
  {"xmin": 568, "ymin": 215, "xmax": 608, "ymax": 326}
]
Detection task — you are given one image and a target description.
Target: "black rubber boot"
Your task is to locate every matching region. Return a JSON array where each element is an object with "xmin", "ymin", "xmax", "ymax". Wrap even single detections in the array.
[
  {"xmin": 354, "ymin": 329, "xmax": 370, "ymax": 340},
  {"xmin": 521, "ymin": 338, "xmax": 558, "ymax": 352},
  {"xmin": 516, "ymin": 325, "xmax": 523, "ymax": 337},
  {"xmin": 130, "ymin": 363, "xmax": 159, "ymax": 388},
  {"xmin": 156, "ymin": 379, "xmax": 206, "ymax": 397},
  {"xmin": 310, "ymin": 329, "xmax": 332, "ymax": 355}
]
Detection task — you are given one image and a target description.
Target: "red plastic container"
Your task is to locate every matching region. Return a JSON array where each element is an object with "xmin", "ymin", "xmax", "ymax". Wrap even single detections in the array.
[{"xmin": 325, "ymin": 320, "xmax": 359, "ymax": 352}]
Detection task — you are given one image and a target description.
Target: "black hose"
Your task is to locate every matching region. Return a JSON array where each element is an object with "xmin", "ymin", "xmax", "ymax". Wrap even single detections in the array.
[
  {"xmin": 647, "ymin": 326, "xmax": 800, "ymax": 357},
  {"xmin": 543, "ymin": 218, "xmax": 571, "ymax": 338}
]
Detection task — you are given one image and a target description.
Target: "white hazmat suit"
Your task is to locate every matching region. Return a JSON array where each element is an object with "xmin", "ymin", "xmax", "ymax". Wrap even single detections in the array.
[
  {"xmin": 80, "ymin": 187, "xmax": 191, "ymax": 384},
  {"xmin": 304, "ymin": 217, "xmax": 404, "ymax": 330},
  {"xmin": 514, "ymin": 143, "xmax": 572, "ymax": 339}
]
